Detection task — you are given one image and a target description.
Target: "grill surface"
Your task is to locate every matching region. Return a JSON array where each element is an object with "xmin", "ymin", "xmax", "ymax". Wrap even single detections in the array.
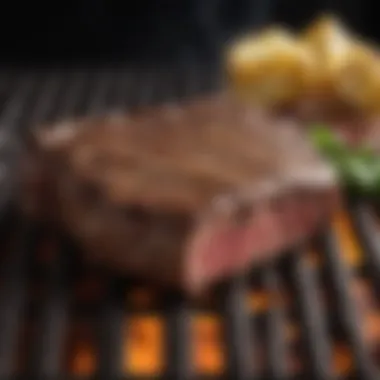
[{"xmin": 0, "ymin": 66, "xmax": 380, "ymax": 380}]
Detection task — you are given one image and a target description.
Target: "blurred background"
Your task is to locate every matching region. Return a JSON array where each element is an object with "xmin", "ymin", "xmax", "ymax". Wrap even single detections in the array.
[{"xmin": 0, "ymin": 0, "xmax": 376, "ymax": 65}]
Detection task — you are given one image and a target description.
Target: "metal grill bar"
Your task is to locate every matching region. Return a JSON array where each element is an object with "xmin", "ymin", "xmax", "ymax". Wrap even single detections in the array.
[
  {"xmin": 0, "ymin": 74, "xmax": 36, "ymax": 133},
  {"xmin": 137, "ymin": 70, "xmax": 159, "ymax": 107},
  {"xmin": 263, "ymin": 266, "xmax": 287, "ymax": 378},
  {"xmin": 165, "ymin": 295, "xmax": 193, "ymax": 379},
  {"xmin": 112, "ymin": 70, "xmax": 136, "ymax": 110},
  {"xmin": 66, "ymin": 72, "xmax": 94, "ymax": 118},
  {"xmin": 223, "ymin": 276, "xmax": 256, "ymax": 379},
  {"xmin": 290, "ymin": 251, "xmax": 333, "ymax": 379},
  {"xmin": 27, "ymin": 72, "xmax": 62, "ymax": 127},
  {"xmin": 0, "ymin": 73, "xmax": 17, "ymax": 114},
  {"xmin": 321, "ymin": 229, "xmax": 378, "ymax": 379},
  {"xmin": 87, "ymin": 69, "xmax": 114, "ymax": 116},
  {"xmin": 348, "ymin": 203, "xmax": 380, "ymax": 295},
  {"xmin": 0, "ymin": 131, "xmax": 21, "ymax": 216},
  {"xmin": 88, "ymin": 69, "xmax": 116, "ymax": 115}
]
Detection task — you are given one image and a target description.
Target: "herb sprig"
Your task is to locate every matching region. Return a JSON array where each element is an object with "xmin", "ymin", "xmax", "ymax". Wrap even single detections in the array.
[{"xmin": 310, "ymin": 124, "xmax": 380, "ymax": 197}]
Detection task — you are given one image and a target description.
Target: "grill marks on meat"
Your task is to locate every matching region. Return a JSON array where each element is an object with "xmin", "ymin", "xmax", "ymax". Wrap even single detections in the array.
[{"xmin": 20, "ymin": 95, "xmax": 338, "ymax": 295}]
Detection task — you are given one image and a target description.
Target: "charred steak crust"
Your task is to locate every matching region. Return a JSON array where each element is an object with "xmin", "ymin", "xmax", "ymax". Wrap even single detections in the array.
[{"xmin": 19, "ymin": 95, "xmax": 339, "ymax": 295}]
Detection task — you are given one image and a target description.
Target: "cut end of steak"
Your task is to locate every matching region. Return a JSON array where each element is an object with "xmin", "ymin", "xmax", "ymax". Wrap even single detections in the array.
[
  {"xmin": 19, "ymin": 95, "xmax": 339, "ymax": 295},
  {"xmin": 184, "ymin": 188, "xmax": 338, "ymax": 294}
]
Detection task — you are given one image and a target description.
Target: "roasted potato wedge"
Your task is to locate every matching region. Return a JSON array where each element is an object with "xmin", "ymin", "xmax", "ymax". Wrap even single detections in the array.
[
  {"xmin": 335, "ymin": 42, "xmax": 380, "ymax": 113},
  {"xmin": 300, "ymin": 15, "xmax": 354, "ymax": 97},
  {"xmin": 226, "ymin": 27, "xmax": 316, "ymax": 107}
]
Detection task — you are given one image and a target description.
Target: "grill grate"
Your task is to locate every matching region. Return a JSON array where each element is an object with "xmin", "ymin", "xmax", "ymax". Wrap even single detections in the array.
[{"xmin": 0, "ymin": 66, "xmax": 380, "ymax": 380}]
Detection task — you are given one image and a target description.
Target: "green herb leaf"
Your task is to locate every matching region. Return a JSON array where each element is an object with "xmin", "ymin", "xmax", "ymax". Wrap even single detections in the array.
[
  {"xmin": 309, "ymin": 124, "xmax": 346, "ymax": 158},
  {"xmin": 309, "ymin": 123, "xmax": 380, "ymax": 198}
]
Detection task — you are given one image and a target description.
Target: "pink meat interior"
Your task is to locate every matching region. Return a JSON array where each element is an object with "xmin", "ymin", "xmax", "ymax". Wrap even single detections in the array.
[{"xmin": 185, "ymin": 193, "xmax": 327, "ymax": 294}]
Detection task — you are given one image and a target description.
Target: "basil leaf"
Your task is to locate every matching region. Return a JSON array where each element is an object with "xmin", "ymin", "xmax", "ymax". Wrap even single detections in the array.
[
  {"xmin": 309, "ymin": 123, "xmax": 380, "ymax": 197},
  {"xmin": 309, "ymin": 124, "xmax": 346, "ymax": 158}
]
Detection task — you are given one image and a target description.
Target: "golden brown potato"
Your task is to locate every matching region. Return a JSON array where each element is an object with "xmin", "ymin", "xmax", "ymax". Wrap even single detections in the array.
[
  {"xmin": 226, "ymin": 15, "xmax": 380, "ymax": 115},
  {"xmin": 300, "ymin": 15, "xmax": 354, "ymax": 97},
  {"xmin": 335, "ymin": 42, "xmax": 380, "ymax": 113},
  {"xmin": 226, "ymin": 27, "xmax": 316, "ymax": 107}
]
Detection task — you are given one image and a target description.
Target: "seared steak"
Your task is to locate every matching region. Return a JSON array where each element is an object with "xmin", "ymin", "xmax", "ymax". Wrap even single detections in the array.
[{"xmin": 19, "ymin": 95, "xmax": 338, "ymax": 295}]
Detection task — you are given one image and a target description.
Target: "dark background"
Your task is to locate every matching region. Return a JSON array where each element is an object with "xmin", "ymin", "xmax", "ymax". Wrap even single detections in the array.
[{"xmin": 0, "ymin": 0, "xmax": 375, "ymax": 65}]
